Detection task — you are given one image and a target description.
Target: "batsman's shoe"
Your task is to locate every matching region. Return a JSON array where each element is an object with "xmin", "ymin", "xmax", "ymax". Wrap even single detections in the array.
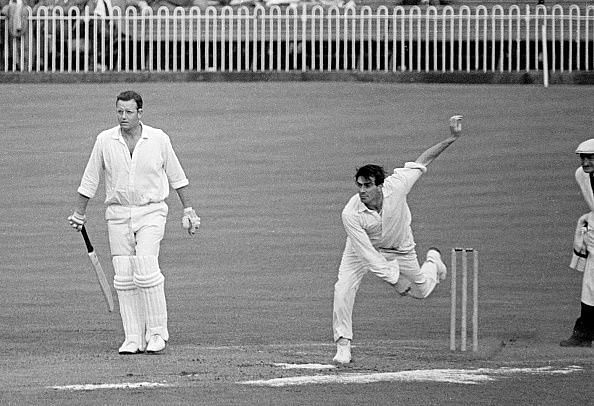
[
  {"xmin": 427, "ymin": 248, "xmax": 447, "ymax": 282},
  {"xmin": 560, "ymin": 332, "xmax": 592, "ymax": 348},
  {"xmin": 146, "ymin": 335, "xmax": 167, "ymax": 353},
  {"xmin": 333, "ymin": 338, "xmax": 352, "ymax": 364},
  {"xmin": 118, "ymin": 340, "xmax": 144, "ymax": 355}
]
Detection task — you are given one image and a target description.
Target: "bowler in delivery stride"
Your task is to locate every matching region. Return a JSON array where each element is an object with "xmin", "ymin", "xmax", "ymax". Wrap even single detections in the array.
[{"xmin": 332, "ymin": 115, "xmax": 463, "ymax": 364}]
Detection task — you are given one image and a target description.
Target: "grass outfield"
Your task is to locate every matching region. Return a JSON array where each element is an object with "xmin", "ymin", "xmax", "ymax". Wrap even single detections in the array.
[{"xmin": 0, "ymin": 82, "xmax": 593, "ymax": 404}]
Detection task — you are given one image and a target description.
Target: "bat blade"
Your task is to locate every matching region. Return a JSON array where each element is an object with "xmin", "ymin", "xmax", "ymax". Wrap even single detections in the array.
[{"xmin": 88, "ymin": 251, "xmax": 115, "ymax": 312}]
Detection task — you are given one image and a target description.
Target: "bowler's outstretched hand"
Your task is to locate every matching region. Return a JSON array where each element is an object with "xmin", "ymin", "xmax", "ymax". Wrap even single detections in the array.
[
  {"xmin": 182, "ymin": 207, "xmax": 201, "ymax": 236},
  {"xmin": 450, "ymin": 115, "xmax": 463, "ymax": 138}
]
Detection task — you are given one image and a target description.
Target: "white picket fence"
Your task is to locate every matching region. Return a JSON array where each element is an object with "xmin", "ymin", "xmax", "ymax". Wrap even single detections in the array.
[{"xmin": 2, "ymin": 4, "xmax": 594, "ymax": 73}]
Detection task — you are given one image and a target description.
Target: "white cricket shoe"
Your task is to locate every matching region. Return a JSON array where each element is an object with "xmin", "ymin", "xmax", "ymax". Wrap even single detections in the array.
[
  {"xmin": 427, "ymin": 248, "xmax": 447, "ymax": 282},
  {"xmin": 118, "ymin": 340, "xmax": 143, "ymax": 355},
  {"xmin": 146, "ymin": 335, "xmax": 166, "ymax": 354},
  {"xmin": 333, "ymin": 338, "xmax": 351, "ymax": 364}
]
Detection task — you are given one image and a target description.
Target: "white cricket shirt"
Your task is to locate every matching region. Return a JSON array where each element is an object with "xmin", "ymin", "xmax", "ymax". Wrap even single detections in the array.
[
  {"xmin": 77, "ymin": 123, "xmax": 189, "ymax": 206},
  {"xmin": 341, "ymin": 162, "xmax": 427, "ymax": 267}
]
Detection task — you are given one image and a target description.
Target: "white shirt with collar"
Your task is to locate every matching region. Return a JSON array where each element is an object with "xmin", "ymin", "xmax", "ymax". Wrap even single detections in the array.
[
  {"xmin": 78, "ymin": 123, "xmax": 189, "ymax": 206},
  {"xmin": 341, "ymin": 162, "xmax": 427, "ymax": 273}
]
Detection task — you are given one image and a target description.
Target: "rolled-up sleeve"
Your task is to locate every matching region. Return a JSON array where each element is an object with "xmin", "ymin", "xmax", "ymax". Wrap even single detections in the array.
[
  {"xmin": 390, "ymin": 161, "xmax": 427, "ymax": 194},
  {"xmin": 77, "ymin": 137, "xmax": 103, "ymax": 199},
  {"xmin": 163, "ymin": 136, "xmax": 189, "ymax": 190}
]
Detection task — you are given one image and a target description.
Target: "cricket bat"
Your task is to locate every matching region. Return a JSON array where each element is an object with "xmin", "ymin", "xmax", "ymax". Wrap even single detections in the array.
[{"xmin": 80, "ymin": 226, "xmax": 114, "ymax": 312}]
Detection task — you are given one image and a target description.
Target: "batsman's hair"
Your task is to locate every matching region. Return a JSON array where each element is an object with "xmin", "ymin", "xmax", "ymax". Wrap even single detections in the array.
[
  {"xmin": 116, "ymin": 90, "xmax": 143, "ymax": 110},
  {"xmin": 355, "ymin": 164, "xmax": 386, "ymax": 186}
]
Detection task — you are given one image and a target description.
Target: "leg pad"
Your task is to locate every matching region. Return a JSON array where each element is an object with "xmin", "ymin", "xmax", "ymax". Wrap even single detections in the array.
[
  {"xmin": 131, "ymin": 256, "xmax": 169, "ymax": 343},
  {"xmin": 112, "ymin": 256, "xmax": 145, "ymax": 353}
]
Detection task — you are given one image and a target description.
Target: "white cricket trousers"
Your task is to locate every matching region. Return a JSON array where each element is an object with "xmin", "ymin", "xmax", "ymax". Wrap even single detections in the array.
[
  {"xmin": 106, "ymin": 202, "xmax": 168, "ymax": 257},
  {"xmin": 333, "ymin": 249, "xmax": 438, "ymax": 342},
  {"xmin": 108, "ymin": 202, "xmax": 170, "ymax": 345}
]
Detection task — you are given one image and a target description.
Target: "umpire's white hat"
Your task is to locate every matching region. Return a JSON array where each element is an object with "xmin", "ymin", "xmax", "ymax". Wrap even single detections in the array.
[{"xmin": 576, "ymin": 139, "xmax": 594, "ymax": 154}]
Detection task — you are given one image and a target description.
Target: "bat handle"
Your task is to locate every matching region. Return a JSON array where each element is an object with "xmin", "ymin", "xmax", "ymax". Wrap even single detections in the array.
[{"xmin": 80, "ymin": 226, "xmax": 94, "ymax": 253}]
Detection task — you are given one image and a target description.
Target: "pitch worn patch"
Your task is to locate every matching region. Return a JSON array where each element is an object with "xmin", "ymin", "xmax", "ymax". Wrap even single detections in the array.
[{"xmin": 240, "ymin": 365, "xmax": 583, "ymax": 387}]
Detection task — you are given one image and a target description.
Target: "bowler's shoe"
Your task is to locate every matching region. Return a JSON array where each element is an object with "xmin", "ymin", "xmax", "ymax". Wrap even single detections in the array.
[
  {"xmin": 333, "ymin": 338, "xmax": 352, "ymax": 364},
  {"xmin": 146, "ymin": 335, "xmax": 167, "ymax": 353}
]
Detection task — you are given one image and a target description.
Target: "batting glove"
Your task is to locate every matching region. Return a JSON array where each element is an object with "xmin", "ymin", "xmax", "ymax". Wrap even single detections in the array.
[
  {"xmin": 181, "ymin": 207, "xmax": 200, "ymax": 235},
  {"xmin": 449, "ymin": 115, "xmax": 463, "ymax": 137},
  {"xmin": 68, "ymin": 211, "xmax": 86, "ymax": 231}
]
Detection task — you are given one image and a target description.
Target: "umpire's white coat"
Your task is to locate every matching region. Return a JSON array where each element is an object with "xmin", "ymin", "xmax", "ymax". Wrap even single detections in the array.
[{"xmin": 575, "ymin": 167, "xmax": 594, "ymax": 306}]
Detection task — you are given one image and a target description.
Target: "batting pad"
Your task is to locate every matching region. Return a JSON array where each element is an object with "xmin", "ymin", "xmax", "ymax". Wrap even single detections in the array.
[
  {"xmin": 112, "ymin": 256, "xmax": 133, "ymax": 278},
  {"xmin": 132, "ymin": 256, "xmax": 168, "ymax": 342},
  {"xmin": 113, "ymin": 256, "xmax": 146, "ymax": 352}
]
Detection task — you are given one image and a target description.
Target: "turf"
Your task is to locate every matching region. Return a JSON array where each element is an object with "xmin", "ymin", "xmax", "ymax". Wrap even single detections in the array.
[{"xmin": 0, "ymin": 82, "xmax": 592, "ymax": 404}]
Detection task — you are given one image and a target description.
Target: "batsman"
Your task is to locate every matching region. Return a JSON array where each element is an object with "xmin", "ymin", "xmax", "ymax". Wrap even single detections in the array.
[
  {"xmin": 332, "ymin": 115, "xmax": 463, "ymax": 364},
  {"xmin": 68, "ymin": 90, "xmax": 200, "ymax": 354}
]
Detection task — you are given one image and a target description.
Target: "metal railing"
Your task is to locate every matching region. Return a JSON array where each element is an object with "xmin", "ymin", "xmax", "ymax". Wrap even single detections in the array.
[{"xmin": 2, "ymin": 4, "xmax": 594, "ymax": 73}]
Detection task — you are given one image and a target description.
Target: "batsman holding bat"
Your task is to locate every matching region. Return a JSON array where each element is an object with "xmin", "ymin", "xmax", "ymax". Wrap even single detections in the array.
[
  {"xmin": 332, "ymin": 115, "xmax": 463, "ymax": 364},
  {"xmin": 68, "ymin": 90, "xmax": 200, "ymax": 355}
]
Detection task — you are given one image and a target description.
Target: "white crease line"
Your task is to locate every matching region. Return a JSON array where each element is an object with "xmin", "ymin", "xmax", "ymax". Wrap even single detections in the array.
[
  {"xmin": 202, "ymin": 343, "xmax": 335, "ymax": 350},
  {"xmin": 476, "ymin": 365, "xmax": 583, "ymax": 375},
  {"xmin": 48, "ymin": 382, "xmax": 173, "ymax": 391},
  {"xmin": 273, "ymin": 362, "xmax": 336, "ymax": 370},
  {"xmin": 239, "ymin": 366, "xmax": 584, "ymax": 387}
]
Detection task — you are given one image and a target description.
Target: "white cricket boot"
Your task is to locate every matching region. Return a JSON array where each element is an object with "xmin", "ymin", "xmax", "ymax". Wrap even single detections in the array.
[
  {"xmin": 333, "ymin": 337, "xmax": 352, "ymax": 364},
  {"xmin": 146, "ymin": 334, "xmax": 167, "ymax": 353}
]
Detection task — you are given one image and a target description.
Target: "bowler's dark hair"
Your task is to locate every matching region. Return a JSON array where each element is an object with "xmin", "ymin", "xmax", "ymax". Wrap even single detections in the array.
[
  {"xmin": 355, "ymin": 164, "xmax": 386, "ymax": 186},
  {"xmin": 116, "ymin": 90, "xmax": 143, "ymax": 110}
]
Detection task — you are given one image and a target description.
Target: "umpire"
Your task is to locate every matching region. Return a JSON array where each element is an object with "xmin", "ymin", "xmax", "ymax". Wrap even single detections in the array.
[{"xmin": 561, "ymin": 139, "xmax": 594, "ymax": 347}]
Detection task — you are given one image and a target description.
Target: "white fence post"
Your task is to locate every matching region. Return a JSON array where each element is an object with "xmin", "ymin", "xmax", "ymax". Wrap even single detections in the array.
[{"xmin": 1, "ymin": 4, "xmax": 593, "ymax": 74}]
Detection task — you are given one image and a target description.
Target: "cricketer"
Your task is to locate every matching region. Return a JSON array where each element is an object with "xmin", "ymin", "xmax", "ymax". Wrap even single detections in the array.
[
  {"xmin": 68, "ymin": 90, "xmax": 200, "ymax": 354},
  {"xmin": 332, "ymin": 115, "xmax": 463, "ymax": 364},
  {"xmin": 560, "ymin": 139, "xmax": 594, "ymax": 348}
]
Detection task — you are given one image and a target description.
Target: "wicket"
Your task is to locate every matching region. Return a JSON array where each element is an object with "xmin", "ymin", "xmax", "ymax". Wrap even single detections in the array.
[{"xmin": 450, "ymin": 248, "xmax": 479, "ymax": 352}]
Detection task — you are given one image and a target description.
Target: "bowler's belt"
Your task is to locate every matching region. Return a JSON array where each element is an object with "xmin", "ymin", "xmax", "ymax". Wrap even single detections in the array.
[{"xmin": 378, "ymin": 247, "xmax": 402, "ymax": 253}]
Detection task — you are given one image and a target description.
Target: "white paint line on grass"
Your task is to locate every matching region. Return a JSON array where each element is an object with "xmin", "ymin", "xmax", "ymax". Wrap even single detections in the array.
[
  {"xmin": 273, "ymin": 362, "xmax": 336, "ymax": 370},
  {"xmin": 49, "ymin": 382, "xmax": 174, "ymax": 391},
  {"xmin": 239, "ymin": 365, "xmax": 583, "ymax": 387},
  {"xmin": 475, "ymin": 365, "xmax": 583, "ymax": 376},
  {"xmin": 202, "ymin": 343, "xmax": 335, "ymax": 351}
]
